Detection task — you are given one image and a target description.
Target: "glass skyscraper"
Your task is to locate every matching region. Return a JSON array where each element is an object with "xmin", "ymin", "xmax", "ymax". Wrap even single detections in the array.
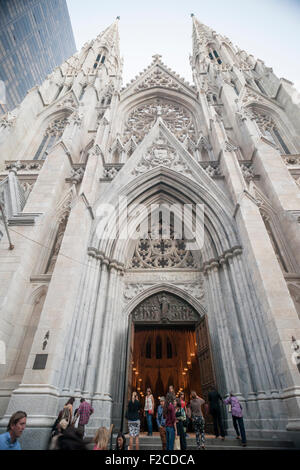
[{"xmin": 0, "ymin": 0, "xmax": 76, "ymax": 114}]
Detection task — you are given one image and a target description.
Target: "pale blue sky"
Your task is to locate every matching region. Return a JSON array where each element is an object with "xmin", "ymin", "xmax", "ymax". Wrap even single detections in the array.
[{"xmin": 66, "ymin": 0, "xmax": 300, "ymax": 90}]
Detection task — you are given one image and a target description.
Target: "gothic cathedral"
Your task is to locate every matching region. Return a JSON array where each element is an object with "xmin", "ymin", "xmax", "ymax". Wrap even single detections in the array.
[{"xmin": 0, "ymin": 17, "xmax": 300, "ymax": 449}]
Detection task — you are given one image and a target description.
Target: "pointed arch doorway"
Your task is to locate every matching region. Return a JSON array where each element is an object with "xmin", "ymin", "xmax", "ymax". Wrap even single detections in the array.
[{"xmin": 123, "ymin": 291, "xmax": 216, "ymax": 433}]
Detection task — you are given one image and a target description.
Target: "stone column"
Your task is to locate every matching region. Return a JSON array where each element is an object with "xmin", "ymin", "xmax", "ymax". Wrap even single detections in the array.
[
  {"xmin": 83, "ymin": 258, "xmax": 110, "ymax": 395},
  {"xmin": 204, "ymin": 262, "xmax": 240, "ymax": 394}
]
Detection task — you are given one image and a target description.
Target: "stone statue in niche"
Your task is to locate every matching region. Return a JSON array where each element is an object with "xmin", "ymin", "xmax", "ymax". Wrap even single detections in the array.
[{"xmin": 159, "ymin": 294, "xmax": 169, "ymax": 322}]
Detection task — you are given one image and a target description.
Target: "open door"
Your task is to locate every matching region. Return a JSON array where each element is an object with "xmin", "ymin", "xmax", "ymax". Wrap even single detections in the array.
[
  {"xmin": 122, "ymin": 316, "xmax": 135, "ymax": 433},
  {"xmin": 195, "ymin": 315, "xmax": 216, "ymax": 434}
]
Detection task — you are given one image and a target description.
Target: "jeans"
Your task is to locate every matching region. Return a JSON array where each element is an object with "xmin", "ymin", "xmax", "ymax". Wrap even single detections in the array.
[
  {"xmin": 166, "ymin": 426, "xmax": 175, "ymax": 450},
  {"xmin": 232, "ymin": 416, "xmax": 247, "ymax": 444},
  {"xmin": 211, "ymin": 408, "xmax": 225, "ymax": 437},
  {"xmin": 146, "ymin": 410, "xmax": 153, "ymax": 435}
]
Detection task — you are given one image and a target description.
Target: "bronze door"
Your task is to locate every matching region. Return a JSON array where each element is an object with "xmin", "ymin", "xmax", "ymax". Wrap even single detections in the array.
[{"xmin": 195, "ymin": 315, "xmax": 216, "ymax": 434}]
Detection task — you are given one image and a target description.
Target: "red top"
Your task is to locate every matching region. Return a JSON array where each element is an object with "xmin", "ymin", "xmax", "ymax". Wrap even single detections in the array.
[{"xmin": 165, "ymin": 403, "xmax": 176, "ymax": 427}]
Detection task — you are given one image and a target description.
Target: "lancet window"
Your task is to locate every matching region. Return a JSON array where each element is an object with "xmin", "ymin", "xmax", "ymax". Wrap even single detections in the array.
[
  {"xmin": 251, "ymin": 109, "xmax": 290, "ymax": 154},
  {"xmin": 33, "ymin": 117, "xmax": 68, "ymax": 160}
]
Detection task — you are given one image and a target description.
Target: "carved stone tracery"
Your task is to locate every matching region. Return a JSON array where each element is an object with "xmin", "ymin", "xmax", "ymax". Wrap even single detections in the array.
[
  {"xmin": 129, "ymin": 220, "xmax": 200, "ymax": 269},
  {"xmin": 45, "ymin": 117, "xmax": 69, "ymax": 137},
  {"xmin": 123, "ymin": 100, "xmax": 196, "ymax": 145}
]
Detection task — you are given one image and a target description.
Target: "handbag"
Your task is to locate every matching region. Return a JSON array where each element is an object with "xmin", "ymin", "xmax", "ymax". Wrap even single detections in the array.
[
  {"xmin": 174, "ymin": 436, "xmax": 181, "ymax": 450},
  {"xmin": 148, "ymin": 409, "xmax": 153, "ymax": 415}
]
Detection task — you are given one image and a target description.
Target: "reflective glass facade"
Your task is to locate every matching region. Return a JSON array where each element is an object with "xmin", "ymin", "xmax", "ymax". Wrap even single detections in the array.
[{"xmin": 0, "ymin": 0, "xmax": 76, "ymax": 114}]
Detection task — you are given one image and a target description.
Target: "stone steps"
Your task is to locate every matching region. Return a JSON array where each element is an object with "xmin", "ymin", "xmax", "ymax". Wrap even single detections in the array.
[{"xmin": 85, "ymin": 433, "xmax": 296, "ymax": 451}]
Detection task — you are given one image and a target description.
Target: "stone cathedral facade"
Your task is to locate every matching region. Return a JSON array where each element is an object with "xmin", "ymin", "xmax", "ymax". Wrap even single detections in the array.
[{"xmin": 0, "ymin": 17, "xmax": 300, "ymax": 449}]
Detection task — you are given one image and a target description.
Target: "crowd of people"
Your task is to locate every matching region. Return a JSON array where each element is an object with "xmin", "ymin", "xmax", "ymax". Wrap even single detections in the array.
[
  {"xmin": 0, "ymin": 388, "xmax": 247, "ymax": 450},
  {"xmin": 126, "ymin": 386, "xmax": 247, "ymax": 450}
]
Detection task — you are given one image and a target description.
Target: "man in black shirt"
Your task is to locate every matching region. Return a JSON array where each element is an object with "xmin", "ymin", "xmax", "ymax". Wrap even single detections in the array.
[{"xmin": 208, "ymin": 387, "xmax": 225, "ymax": 440}]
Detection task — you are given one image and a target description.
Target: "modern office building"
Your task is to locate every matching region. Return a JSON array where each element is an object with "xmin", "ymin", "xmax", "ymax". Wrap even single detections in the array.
[{"xmin": 0, "ymin": 0, "xmax": 76, "ymax": 114}]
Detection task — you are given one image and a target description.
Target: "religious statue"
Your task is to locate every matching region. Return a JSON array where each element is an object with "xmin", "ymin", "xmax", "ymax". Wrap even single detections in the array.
[{"xmin": 159, "ymin": 294, "xmax": 169, "ymax": 322}]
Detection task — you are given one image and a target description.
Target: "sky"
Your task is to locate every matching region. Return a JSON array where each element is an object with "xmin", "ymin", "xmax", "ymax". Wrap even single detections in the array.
[{"xmin": 66, "ymin": 0, "xmax": 300, "ymax": 91}]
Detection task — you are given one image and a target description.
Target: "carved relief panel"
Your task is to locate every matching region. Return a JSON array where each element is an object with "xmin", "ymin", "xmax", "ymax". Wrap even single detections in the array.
[{"xmin": 132, "ymin": 292, "xmax": 200, "ymax": 324}]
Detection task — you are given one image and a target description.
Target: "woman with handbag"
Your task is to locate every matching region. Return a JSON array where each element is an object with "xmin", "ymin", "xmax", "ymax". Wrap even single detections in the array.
[{"xmin": 144, "ymin": 388, "xmax": 154, "ymax": 436}]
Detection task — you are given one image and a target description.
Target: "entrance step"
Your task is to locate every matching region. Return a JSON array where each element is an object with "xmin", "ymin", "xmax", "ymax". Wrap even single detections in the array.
[
  {"xmin": 137, "ymin": 434, "xmax": 295, "ymax": 450},
  {"xmin": 84, "ymin": 432, "xmax": 295, "ymax": 451}
]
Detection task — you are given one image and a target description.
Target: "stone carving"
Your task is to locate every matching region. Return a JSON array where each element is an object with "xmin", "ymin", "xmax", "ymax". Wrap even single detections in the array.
[
  {"xmin": 123, "ymin": 100, "xmax": 196, "ymax": 145},
  {"xmin": 224, "ymin": 141, "xmax": 238, "ymax": 152},
  {"xmin": 132, "ymin": 135, "xmax": 192, "ymax": 177},
  {"xmin": 132, "ymin": 292, "xmax": 199, "ymax": 324},
  {"xmin": 0, "ymin": 112, "xmax": 16, "ymax": 129},
  {"xmin": 240, "ymin": 163, "xmax": 255, "ymax": 182},
  {"xmin": 102, "ymin": 164, "xmax": 123, "ymax": 180},
  {"xmin": 123, "ymin": 278, "xmax": 205, "ymax": 305},
  {"xmin": 4, "ymin": 160, "xmax": 44, "ymax": 172},
  {"xmin": 241, "ymin": 88, "xmax": 264, "ymax": 107},
  {"xmin": 57, "ymin": 95, "xmax": 77, "ymax": 109},
  {"xmin": 123, "ymin": 283, "xmax": 146, "ymax": 301},
  {"xmin": 45, "ymin": 117, "xmax": 69, "ymax": 137},
  {"xmin": 20, "ymin": 181, "xmax": 34, "ymax": 200},
  {"xmin": 175, "ymin": 281, "xmax": 205, "ymax": 302},
  {"xmin": 67, "ymin": 111, "xmax": 83, "ymax": 126},
  {"xmin": 282, "ymin": 155, "xmax": 300, "ymax": 166},
  {"xmin": 204, "ymin": 164, "xmax": 221, "ymax": 177},
  {"xmin": 135, "ymin": 68, "xmax": 183, "ymax": 92},
  {"xmin": 129, "ymin": 225, "xmax": 199, "ymax": 269},
  {"xmin": 69, "ymin": 167, "xmax": 85, "ymax": 184}
]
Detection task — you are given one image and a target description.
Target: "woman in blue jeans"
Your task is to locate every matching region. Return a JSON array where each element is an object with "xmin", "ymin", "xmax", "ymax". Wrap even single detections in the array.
[
  {"xmin": 224, "ymin": 393, "xmax": 247, "ymax": 447},
  {"xmin": 163, "ymin": 393, "xmax": 177, "ymax": 450},
  {"xmin": 144, "ymin": 388, "xmax": 155, "ymax": 436}
]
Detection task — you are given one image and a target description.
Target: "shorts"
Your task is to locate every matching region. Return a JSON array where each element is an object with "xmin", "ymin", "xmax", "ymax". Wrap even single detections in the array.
[{"xmin": 128, "ymin": 420, "xmax": 140, "ymax": 437}]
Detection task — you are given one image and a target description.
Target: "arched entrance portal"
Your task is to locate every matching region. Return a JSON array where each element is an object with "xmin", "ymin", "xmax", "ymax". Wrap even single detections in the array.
[{"xmin": 126, "ymin": 291, "xmax": 216, "ymax": 432}]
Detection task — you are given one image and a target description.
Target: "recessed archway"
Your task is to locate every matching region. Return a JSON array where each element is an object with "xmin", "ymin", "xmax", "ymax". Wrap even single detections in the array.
[{"xmin": 124, "ymin": 290, "xmax": 216, "ymax": 433}]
